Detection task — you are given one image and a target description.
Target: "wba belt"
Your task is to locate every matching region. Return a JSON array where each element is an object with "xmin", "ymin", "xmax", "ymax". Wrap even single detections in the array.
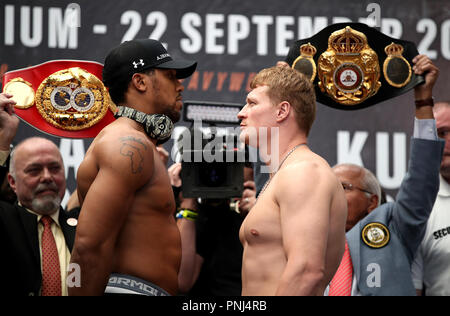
[{"xmin": 286, "ymin": 23, "xmax": 424, "ymax": 110}]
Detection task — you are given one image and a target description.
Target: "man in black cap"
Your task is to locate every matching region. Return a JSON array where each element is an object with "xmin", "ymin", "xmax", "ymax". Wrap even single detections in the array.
[{"xmin": 69, "ymin": 39, "xmax": 197, "ymax": 296}]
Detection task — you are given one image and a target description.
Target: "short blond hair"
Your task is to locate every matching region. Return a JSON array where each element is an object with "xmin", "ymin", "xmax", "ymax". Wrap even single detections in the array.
[{"xmin": 250, "ymin": 66, "xmax": 316, "ymax": 136}]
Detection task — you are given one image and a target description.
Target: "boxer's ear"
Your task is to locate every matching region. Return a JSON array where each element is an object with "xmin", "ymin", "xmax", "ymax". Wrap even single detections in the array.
[
  {"xmin": 131, "ymin": 73, "xmax": 148, "ymax": 92},
  {"xmin": 275, "ymin": 101, "xmax": 290, "ymax": 123}
]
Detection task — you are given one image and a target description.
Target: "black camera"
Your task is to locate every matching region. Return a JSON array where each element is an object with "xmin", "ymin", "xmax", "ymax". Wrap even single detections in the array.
[
  {"xmin": 181, "ymin": 152, "xmax": 244, "ymax": 199},
  {"xmin": 178, "ymin": 101, "xmax": 247, "ymax": 199},
  {"xmin": 179, "ymin": 128, "xmax": 245, "ymax": 199}
]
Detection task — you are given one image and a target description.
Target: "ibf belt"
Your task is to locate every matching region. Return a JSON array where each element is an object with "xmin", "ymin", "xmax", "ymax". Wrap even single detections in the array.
[
  {"xmin": 286, "ymin": 23, "xmax": 423, "ymax": 110},
  {"xmin": 2, "ymin": 60, "xmax": 116, "ymax": 138}
]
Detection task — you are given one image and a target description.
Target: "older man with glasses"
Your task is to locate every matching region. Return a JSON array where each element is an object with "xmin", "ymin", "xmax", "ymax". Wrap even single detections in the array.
[
  {"xmin": 335, "ymin": 168, "xmax": 382, "ymax": 232},
  {"xmin": 324, "ymin": 54, "xmax": 444, "ymax": 296}
]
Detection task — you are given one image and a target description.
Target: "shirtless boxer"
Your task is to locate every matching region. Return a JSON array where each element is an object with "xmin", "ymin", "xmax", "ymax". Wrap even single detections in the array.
[
  {"xmin": 69, "ymin": 39, "xmax": 196, "ymax": 296},
  {"xmin": 237, "ymin": 66, "xmax": 347, "ymax": 295}
]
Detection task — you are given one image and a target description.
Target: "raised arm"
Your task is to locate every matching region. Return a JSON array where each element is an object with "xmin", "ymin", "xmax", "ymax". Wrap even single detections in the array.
[
  {"xmin": 0, "ymin": 93, "xmax": 19, "ymax": 194},
  {"xmin": 392, "ymin": 55, "xmax": 443, "ymax": 259},
  {"xmin": 69, "ymin": 135, "xmax": 153, "ymax": 295},
  {"xmin": 0, "ymin": 93, "xmax": 19, "ymax": 151}
]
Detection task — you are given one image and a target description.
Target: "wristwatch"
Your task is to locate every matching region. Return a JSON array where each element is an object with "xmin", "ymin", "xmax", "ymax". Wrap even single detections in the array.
[{"xmin": 415, "ymin": 97, "xmax": 434, "ymax": 108}]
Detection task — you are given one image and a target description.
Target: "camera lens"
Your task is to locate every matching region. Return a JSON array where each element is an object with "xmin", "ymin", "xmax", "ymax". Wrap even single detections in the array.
[{"xmin": 199, "ymin": 163, "xmax": 227, "ymax": 187}]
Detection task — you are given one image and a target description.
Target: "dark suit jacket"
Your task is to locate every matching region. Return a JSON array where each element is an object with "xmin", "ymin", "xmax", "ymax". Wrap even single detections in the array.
[
  {"xmin": 347, "ymin": 138, "xmax": 444, "ymax": 295},
  {"xmin": 0, "ymin": 164, "xmax": 7, "ymax": 185},
  {"xmin": 0, "ymin": 202, "xmax": 79, "ymax": 296}
]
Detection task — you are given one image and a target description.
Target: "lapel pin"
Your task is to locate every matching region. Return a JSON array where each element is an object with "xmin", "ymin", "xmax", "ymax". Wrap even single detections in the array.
[{"xmin": 66, "ymin": 218, "xmax": 78, "ymax": 227}]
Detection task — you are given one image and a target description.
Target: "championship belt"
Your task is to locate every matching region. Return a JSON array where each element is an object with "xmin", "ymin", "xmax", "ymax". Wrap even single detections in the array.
[
  {"xmin": 2, "ymin": 60, "xmax": 116, "ymax": 138},
  {"xmin": 286, "ymin": 23, "xmax": 424, "ymax": 110}
]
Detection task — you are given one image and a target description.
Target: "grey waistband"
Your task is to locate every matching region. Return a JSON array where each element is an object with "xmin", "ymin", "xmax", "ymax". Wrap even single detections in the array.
[{"xmin": 105, "ymin": 273, "xmax": 170, "ymax": 296}]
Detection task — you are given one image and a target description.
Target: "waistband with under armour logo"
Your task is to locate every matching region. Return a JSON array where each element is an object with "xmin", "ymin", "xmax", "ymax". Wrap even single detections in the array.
[{"xmin": 105, "ymin": 273, "xmax": 170, "ymax": 296}]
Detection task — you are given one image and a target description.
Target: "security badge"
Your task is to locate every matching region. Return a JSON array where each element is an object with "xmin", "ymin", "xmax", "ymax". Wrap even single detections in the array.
[
  {"xmin": 287, "ymin": 23, "xmax": 420, "ymax": 110},
  {"xmin": 362, "ymin": 222, "xmax": 390, "ymax": 249},
  {"xmin": 66, "ymin": 218, "xmax": 78, "ymax": 227},
  {"xmin": 2, "ymin": 60, "xmax": 116, "ymax": 138}
]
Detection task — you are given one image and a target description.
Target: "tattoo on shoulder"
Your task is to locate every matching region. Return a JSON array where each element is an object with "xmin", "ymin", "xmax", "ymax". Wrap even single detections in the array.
[{"xmin": 119, "ymin": 137, "xmax": 148, "ymax": 174}]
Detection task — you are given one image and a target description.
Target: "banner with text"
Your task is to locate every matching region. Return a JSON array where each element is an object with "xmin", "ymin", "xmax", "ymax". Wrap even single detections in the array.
[{"xmin": 1, "ymin": 0, "xmax": 449, "ymax": 204}]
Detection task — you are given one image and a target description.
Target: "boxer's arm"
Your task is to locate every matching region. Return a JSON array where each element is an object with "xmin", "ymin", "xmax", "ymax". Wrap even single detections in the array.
[
  {"xmin": 275, "ymin": 162, "xmax": 332, "ymax": 296},
  {"xmin": 69, "ymin": 134, "xmax": 153, "ymax": 296}
]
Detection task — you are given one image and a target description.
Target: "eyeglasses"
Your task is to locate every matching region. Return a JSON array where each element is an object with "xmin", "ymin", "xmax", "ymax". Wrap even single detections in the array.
[
  {"xmin": 341, "ymin": 182, "xmax": 373, "ymax": 195},
  {"xmin": 437, "ymin": 128, "xmax": 450, "ymax": 139}
]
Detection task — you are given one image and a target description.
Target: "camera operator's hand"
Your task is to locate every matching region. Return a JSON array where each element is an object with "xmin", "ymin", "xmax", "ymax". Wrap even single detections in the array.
[
  {"xmin": 156, "ymin": 145, "xmax": 169, "ymax": 166},
  {"xmin": 168, "ymin": 163, "xmax": 182, "ymax": 187},
  {"xmin": 238, "ymin": 180, "xmax": 256, "ymax": 217},
  {"xmin": 168, "ymin": 162, "xmax": 199, "ymax": 210},
  {"xmin": 0, "ymin": 93, "xmax": 19, "ymax": 151}
]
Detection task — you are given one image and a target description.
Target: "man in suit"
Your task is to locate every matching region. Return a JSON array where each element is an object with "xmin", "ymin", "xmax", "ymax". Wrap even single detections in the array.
[
  {"xmin": 326, "ymin": 55, "xmax": 443, "ymax": 296},
  {"xmin": 0, "ymin": 94, "xmax": 78, "ymax": 295}
]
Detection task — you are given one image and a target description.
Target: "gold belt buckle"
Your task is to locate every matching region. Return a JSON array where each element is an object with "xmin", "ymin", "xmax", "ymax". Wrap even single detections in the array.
[
  {"xmin": 317, "ymin": 26, "xmax": 381, "ymax": 106},
  {"xmin": 35, "ymin": 67, "xmax": 112, "ymax": 131}
]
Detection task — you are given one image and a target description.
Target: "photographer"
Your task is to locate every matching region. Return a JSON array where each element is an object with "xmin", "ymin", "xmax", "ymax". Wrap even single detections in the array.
[{"xmin": 169, "ymin": 162, "xmax": 255, "ymax": 296}]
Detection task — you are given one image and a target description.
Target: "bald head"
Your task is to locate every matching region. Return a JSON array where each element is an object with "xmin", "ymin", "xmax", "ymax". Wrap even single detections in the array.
[
  {"xmin": 434, "ymin": 101, "xmax": 450, "ymax": 182},
  {"xmin": 333, "ymin": 164, "xmax": 381, "ymax": 200},
  {"xmin": 434, "ymin": 101, "xmax": 450, "ymax": 127},
  {"xmin": 8, "ymin": 137, "xmax": 66, "ymax": 215},
  {"xmin": 9, "ymin": 137, "xmax": 62, "ymax": 177},
  {"xmin": 434, "ymin": 101, "xmax": 450, "ymax": 110}
]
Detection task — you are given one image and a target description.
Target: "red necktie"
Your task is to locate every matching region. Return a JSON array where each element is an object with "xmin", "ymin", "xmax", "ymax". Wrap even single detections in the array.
[
  {"xmin": 40, "ymin": 216, "xmax": 62, "ymax": 296},
  {"xmin": 329, "ymin": 240, "xmax": 353, "ymax": 296}
]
